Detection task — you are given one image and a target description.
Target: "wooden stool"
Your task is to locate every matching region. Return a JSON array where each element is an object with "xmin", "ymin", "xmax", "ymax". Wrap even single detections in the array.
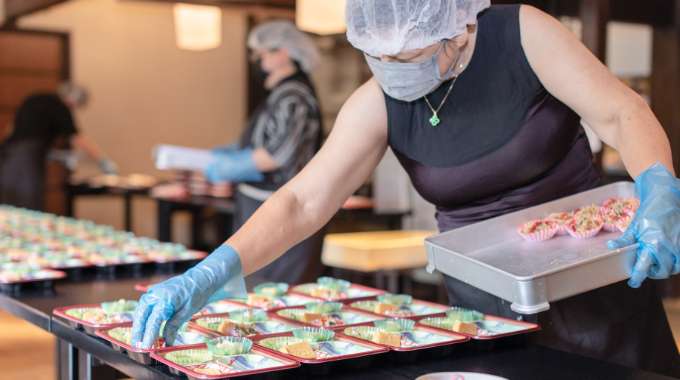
[{"xmin": 321, "ymin": 230, "xmax": 434, "ymax": 293}]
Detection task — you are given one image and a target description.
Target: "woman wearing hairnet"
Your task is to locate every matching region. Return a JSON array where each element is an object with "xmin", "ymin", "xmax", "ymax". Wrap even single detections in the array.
[
  {"xmin": 133, "ymin": 1, "xmax": 680, "ymax": 375},
  {"xmin": 203, "ymin": 20, "xmax": 324, "ymax": 284}
]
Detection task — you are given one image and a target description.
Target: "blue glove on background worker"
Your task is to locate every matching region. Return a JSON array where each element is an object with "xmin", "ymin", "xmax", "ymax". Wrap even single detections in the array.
[
  {"xmin": 130, "ymin": 244, "xmax": 246, "ymax": 348},
  {"xmin": 211, "ymin": 143, "xmax": 239, "ymax": 155},
  {"xmin": 608, "ymin": 163, "xmax": 680, "ymax": 288},
  {"xmin": 204, "ymin": 148, "xmax": 264, "ymax": 183}
]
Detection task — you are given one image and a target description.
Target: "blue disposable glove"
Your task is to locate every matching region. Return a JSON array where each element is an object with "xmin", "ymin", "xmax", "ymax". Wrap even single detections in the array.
[
  {"xmin": 608, "ymin": 163, "xmax": 680, "ymax": 288},
  {"xmin": 98, "ymin": 158, "xmax": 118, "ymax": 175},
  {"xmin": 130, "ymin": 244, "xmax": 246, "ymax": 348},
  {"xmin": 204, "ymin": 148, "xmax": 264, "ymax": 183},
  {"xmin": 211, "ymin": 143, "xmax": 239, "ymax": 155}
]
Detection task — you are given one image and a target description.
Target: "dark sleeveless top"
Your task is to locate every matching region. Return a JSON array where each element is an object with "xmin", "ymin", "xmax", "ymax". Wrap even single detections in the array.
[{"xmin": 384, "ymin": 4, "xmax": 600, "ymax": 232}]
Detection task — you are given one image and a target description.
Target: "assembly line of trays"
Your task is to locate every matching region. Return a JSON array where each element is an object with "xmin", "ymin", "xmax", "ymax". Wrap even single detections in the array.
[
  {"xmin": 0, "ymin": 206, "xmax": 207, "ymax": 288},
  {"xmin": 53, "ymin": 277, "xmax": 540, "ymax": 379}
]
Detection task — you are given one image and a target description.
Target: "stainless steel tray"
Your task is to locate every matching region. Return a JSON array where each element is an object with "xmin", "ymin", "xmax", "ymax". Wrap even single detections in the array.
[{"xmin": 425, "ymin": 182, "xmax": 638, "ymax": 315}]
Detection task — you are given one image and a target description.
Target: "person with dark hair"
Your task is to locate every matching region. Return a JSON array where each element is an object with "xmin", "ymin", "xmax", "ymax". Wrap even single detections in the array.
[{"xmin": 0, "ymin": 82, "xmax": 117, "ymax": 210}]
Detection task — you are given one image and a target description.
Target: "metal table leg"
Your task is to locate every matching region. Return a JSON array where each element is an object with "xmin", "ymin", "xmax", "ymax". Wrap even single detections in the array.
[
  {"xmin": 56, "ymin": 339, "xmax": 78, "ymax": 380},
  {"xmin": 157, "ymin": 200, "xmax": 173, "ymax": 242},
  {"xmin": 123, "ymin": 192, "xmax": 133, "ymax": 232}
]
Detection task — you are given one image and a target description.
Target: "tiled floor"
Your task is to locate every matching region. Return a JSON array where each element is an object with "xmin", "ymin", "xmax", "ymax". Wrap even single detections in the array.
[{"xmin": 1, "ymin": 302, "xmax": 680, "ymax": 378}]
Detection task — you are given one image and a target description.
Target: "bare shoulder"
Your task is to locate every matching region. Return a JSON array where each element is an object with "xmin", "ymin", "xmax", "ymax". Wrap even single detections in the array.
[
  {"xmin": 335, "ymin": 78, "xmax": 388, "ymax": 140},
  {"xmin": 518, "ymin": 4, "xmax": 559, "ymax": 31}
]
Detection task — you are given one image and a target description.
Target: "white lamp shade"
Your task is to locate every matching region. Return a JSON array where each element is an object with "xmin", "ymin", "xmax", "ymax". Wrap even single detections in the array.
[
  {"xmin": 173, "ymin": 3, "xmax": 222, "ymax": 51},
  {"xmin": 296, "ymin": 0, "xmax": 346, "ymax": 35}
]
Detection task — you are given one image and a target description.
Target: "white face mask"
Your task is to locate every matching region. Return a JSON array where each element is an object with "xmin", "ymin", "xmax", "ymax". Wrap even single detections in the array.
[{"xmin": 364, "ymin": 41, "xmax": 456, "ymax": 102}]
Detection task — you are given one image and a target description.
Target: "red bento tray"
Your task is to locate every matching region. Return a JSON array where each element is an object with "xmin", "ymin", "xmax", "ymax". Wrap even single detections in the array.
[
  {"xmin": 151, "ymin": 343, "xmax": 300, "ymax": 380},
  {"xmin": 96, "ymin": 322, "xmax": 218, "ymax": 365},
  {"xmin": 274, "ymin": 305, "xmax": 385, "ymax": 330},
  {"xmin": 347, "ymin": 298, "xmax": 450, "ymax": 319},
  {"xmin": 340, "ymin": 323, "xmax": 469, "ymax": 352},
  {"xmin": 0, "ymin": 268, "xmax": 67, "ymax": 284},
  {"xmin": 227, "ymin": 292, "xmax": 319, "ymax": 312},
  {"xmin": 53, "ymin": 303, "xmax": 132, "ymax": 334},
  {"xmin": 413, "ymin": 313, "xmax": 541, "ymax": 340},
  {"xmin": 252, "ymin": 331, "xmax": 389, "ymax": 365},
  {"xmin": 189, "ymin": 312, "xmax": 303, "ymax": 338},
  {"xmin": 289, "ymin": 282, "xmax": 385, "ymax": 302}
]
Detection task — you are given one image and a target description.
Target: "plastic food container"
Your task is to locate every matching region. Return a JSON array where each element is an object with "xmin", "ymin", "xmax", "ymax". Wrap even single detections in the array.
[
  {"xmin": 230, "ymin": 289, "xmax": 319, "ymax": 311},
  {"xmin": 96, "ymin": 323, "xmax": 218, "ymax": 364},
  {"xmin": 290, "ymin": 277, "xmax": 385, "ymax": 302},
  {"xmin": 253, "ymin": 329, "xmax": 389, "ymax": 364},
  {"xmin": 191, "ymin": 310, "xmax": 301, "ymax": 338},
  {"xmin": 342, "ymin": 321, "xmax": 468, "ymax": 352},
  {"xmin": 275, "ymin": 302, "xmax": 383, "ymax": 329},
  {"xmin": 53, "ymin": 300, "xmax": 137, "ymax": 334},
  {"xmin": 349, "ymin": 296, "xmax": 449, "ymax": 318},
  {"xmin": 0, "ymin": 264, "xmax": 66, "ymax": 292},
  {"xmin": 151, "ymin": 343, "xmax": 300, "ymax": 380},
  {"xmin": 415, "ymin": 312, "xmax": 540, "ymax": 340}
]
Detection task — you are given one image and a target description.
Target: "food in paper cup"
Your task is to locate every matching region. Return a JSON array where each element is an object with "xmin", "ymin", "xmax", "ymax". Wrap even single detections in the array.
[
  {"xmin": 373, "ymin": 318, "xmax": 415, "ymax": 333},
  {"xmin": 601, "ymin": 198, "xmax": 638, "ymax": 232},
  {"xmin": 377, "ymin": 293, "xmax": 413, "ymax": 306},
  {"xmin": 615, "ymin": 214, "xmax": 634, "ymax": 233},
  {"xmin": 446, "ymin": 307, "xmax": 484, "ymax": 323},
  {"xmin": 566, "ymin": 211, "xmax": 604, "ymax": 239},
  {"xmin": 573, "ymin": 204, "xmax": 602, "ymax": 219},
  {"xmin": 206, "ymin": 336, "xmax": 253, "ymax": 356},
  {"xmin": 546, "ymin": 212, "xmax": 572, "ymax": 235},
  {"xmin": 292, "ymin": 327, "xmax": 335, "ymax": 342},
  {"xmin": 517, "ymin": 219, "xmax": 558, "ymax": 242}
]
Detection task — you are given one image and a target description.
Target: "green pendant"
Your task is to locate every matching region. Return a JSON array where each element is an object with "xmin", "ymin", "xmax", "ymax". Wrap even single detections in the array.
[{"xmin": 429, "ymin": 113, "xmax": 440, "ymax": 127}]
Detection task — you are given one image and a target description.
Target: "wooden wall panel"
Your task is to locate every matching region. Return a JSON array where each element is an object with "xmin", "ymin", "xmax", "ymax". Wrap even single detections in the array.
[
  {"xmin": 0, "ymin": 74, "xmax": 60, "ymax": 108},
  {"xmin": 0, "ymin": 30, "xmax": 69, "ymax": 214},
  {"xmin": 0, "ymin": 33, "xmax": 62, "ymax": 72}
]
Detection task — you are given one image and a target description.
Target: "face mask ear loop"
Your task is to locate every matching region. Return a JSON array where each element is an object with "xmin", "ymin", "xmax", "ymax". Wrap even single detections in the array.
[{"xmin": 437, "ymin": 39, "xmax": 463, "ymax": 81}]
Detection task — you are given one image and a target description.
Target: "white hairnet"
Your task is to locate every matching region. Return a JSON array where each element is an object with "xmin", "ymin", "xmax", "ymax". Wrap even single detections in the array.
[
  {"xmin": 346, "ymin": 0, "xmax": 490, "ymax": 57},
  {"xmin": 247, "ymin": 20, "xmax": 320, "ymax": 73},
  {"xmin": 57, "ymin": 82, "xmax": 89, "ymax": 107}
]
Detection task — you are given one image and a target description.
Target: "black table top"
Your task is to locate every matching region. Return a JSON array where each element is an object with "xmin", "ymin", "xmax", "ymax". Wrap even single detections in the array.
[{"xmin": 0, "ymin": 272, "xmax": 676, "ymax": 380}]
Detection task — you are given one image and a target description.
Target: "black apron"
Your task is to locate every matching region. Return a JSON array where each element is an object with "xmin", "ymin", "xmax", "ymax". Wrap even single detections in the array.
[{"xmin": 0, "ymin": 139, "xmax": 47, "ymax": 210}]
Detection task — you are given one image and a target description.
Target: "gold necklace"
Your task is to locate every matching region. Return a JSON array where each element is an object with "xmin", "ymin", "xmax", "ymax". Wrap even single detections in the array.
[
  {"xmin": 423, "ymin": 76, "xmax": 458, "ymax": 127},
  {"xmin": 423, "ymin": 45, "xmax": 467, "ymax": 127}
]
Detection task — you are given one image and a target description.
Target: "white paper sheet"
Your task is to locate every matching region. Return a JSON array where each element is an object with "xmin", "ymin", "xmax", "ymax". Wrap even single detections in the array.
[{"xmin": 154, "ymin": 144, "xmax": 213, "ymax": 171}]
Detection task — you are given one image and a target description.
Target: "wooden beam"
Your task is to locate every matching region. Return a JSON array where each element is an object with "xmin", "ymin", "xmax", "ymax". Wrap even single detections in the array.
[
  {"xmin": 3, "ymin": 0, "xmax": 68, "ymax": 23},
  {"xmin": 579, "ymin": 0, "xmax": 609, "ymax": 61}
]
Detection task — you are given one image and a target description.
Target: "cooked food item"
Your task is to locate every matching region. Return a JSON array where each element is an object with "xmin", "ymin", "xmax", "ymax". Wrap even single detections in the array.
[
  {"xmin": 372, "ymin": 330, "xmax": 401, "ymax": 347},
  {"xmin": 283, "ymin": 341, "xmax": 316, "ymax": 359},
  {"xmin": 566, "ymin": 209, "xmax": 604, "ymax": 239},
  {"xmin": 452, "ymin": 321, "xmax": 479, "ymax": 335},
  {"xmin": 375, "ymin": 303, "xmax": 398, "ymax": 315},
  {"xmin": 546, "ymin": 211, "xmax": 572, "ymax": 234},
  {"xmin": 517, "ymin": 219, "xmax": 559, "ymax": 242}
]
